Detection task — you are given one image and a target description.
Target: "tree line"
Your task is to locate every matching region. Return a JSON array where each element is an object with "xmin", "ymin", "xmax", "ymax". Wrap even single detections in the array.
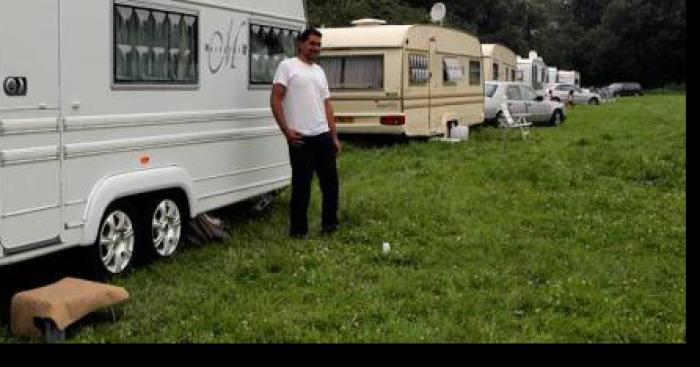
[{"xmin": 306, "ymin": 0, "xmax": 686, "ymax": 88}]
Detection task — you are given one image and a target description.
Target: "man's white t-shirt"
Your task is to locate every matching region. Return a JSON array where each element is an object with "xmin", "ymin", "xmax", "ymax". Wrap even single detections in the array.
[{"xmin": 273, "ymin": 58, "xmax": 331, "ymax": 137}]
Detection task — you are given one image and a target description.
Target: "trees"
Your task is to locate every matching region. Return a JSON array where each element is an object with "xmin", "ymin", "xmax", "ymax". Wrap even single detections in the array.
[
  {"xmin": 306, "ymin": 0, "xmax": 426, "ymax": 28},
  {"xmin": 306, "ymin": 0, "xmax": 685, "ymax": 87}
]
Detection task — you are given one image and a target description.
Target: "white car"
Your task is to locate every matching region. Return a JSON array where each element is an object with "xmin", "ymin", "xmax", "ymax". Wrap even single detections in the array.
[
  {"xmin": 543, "ymin": 83, "xmax": 603, "ymax": 105},
  {"xmin": 485, "ymin": 81, "xmax": 567, "ymax": 126}
]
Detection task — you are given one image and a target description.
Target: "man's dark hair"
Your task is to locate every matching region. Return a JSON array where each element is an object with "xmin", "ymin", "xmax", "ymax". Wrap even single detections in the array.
[{"xmin": 297, "ymin": 28, "xmax": 322, "ymax": 43}]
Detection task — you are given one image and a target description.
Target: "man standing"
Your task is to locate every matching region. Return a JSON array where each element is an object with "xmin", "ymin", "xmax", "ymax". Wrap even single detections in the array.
[{"xmin": 270, "ymin": 29, "xmax": 341, "ymax": 239}]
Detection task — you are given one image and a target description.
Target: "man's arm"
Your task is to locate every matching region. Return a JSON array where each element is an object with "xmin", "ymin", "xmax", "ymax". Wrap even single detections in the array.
[
  {"xmin": 271, "ymin": 84, "xmax": 303, "ymax": 145},
  {"xmin": 325, "ymin": 98, "xmax": 341, "ymax": 155}
]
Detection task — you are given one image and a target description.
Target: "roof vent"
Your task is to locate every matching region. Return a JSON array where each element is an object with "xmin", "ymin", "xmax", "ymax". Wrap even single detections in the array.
[{"xmin": 351, "ymin": 18, "xmax": 387, "ymax": 27}]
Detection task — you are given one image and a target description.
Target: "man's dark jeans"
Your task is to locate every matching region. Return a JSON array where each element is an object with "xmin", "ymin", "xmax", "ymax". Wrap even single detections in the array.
[{"xmin": 288, "ymin": 132, "xmax": 339, "ymax": 236}]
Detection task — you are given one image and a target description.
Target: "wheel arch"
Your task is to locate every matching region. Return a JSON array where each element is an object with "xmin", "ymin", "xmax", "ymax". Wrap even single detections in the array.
[{"xmin": 80, "ymin": 167, "xmax": 197, "ymax": 246}]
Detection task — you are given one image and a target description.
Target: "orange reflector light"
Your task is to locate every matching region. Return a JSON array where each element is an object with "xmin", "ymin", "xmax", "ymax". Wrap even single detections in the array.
[{"xmin": 139, "ymin": 155, "xmax": 151, "ymax": 166}]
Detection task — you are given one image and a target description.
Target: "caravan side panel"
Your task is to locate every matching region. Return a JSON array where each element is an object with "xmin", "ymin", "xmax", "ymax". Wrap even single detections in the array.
[{"xmin": 58, "ymin": 0, "xmax": 304, "ymax": 247}]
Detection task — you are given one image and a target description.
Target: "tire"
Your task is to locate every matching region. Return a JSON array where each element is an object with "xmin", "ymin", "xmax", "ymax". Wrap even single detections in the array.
[
  {"xmin": 93, "ymin": 203, "xmax": 138, "ymax": 277},
  {"xmin": 145, "ymin": 197, "xmax": 183, "ymax": 260},
  {"xmin": 613, "ymin": 92, "xmax": 620, "ymax": 98},
  {"xmin": 550, "ymin": 110, "xmax": 564, "ymax": 126},
  {"xmin": 495, "ymin": 111, "xmax": 506, "ymax": 127},
  {"xmin": 588, "ymin": 98, "xmax": 600, "ymax": 105}
]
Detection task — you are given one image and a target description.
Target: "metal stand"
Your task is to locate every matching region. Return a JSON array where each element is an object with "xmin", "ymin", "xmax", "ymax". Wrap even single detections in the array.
[{"xmin": 40, "ymin": 319, "xmax": 66, "ymax": 343}]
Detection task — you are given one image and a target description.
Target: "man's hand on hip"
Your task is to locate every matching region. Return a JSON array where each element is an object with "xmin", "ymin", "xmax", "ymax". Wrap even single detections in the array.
[
  {"xmin": 333, "ymin": 136, "xmax": 342, "ymax": 156},
  {"xmin": 284, "ymin": 128, "xmax": 305, "ymax": 146}
]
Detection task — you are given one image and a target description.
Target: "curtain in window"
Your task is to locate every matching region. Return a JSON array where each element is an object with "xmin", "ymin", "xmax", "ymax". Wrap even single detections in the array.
[
  {"xmin": 469, "ymin": 61, "xmax": 481, "ymax": 86},
  {"xmin": 167, "ymin": 13, "xmax": 182, "ymax": 81},
  {"xmin": 319, "ymin": 57, "xmax": 343, "ymax": 89},
  {"xmin": 409, "ymin": 54, "xmax": 429, "ymax": 84},
  {"xmin": 280, "ymin": 30, "xmax": 297, "ymax": 58},
  {"xmin": 182, "ymin": 16, "xmax": 197, "ymax": 82},
  {"xmin": 151, "ymin": 11, "xmax": 168, "ymax": 80},
  {"xmin": 343, "ymin": 56, "xmax": 383, "ymax": 89},
  {"xmin": 114, "ymin": 5, "xmax": 197, "ymax": 85},
  {"xmin": 443, "ymin": 57, "xmax": 464, "ymax": 83},
  {"xmin": 115, "ymin": 7, "xmax": 133, "ymax": 81},
  {"xmin": 249, "ymin": 24, "xmax": 300, "ymax": 84}
]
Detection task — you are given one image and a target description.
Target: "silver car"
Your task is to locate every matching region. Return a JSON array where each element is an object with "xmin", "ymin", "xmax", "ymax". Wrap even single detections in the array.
[
  {"xmin": 485, "ymin": 81, "xmax": 567, "ymax": 126},
  {"xmin": 544, "ymin": 83, "xmax": 603, "ymax": 105}
]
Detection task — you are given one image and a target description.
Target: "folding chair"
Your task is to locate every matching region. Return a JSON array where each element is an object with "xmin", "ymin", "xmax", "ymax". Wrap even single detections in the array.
[{"xmin": 498, "ymin": 103, "xmax": 532, "ymax": 141}]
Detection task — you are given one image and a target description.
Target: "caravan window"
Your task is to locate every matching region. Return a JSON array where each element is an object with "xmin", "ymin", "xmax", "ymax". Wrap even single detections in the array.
[
  {"xmin": 493, "ymin": 63, "xmax": 499, "ymax": 80},
  {"xmin": 113, "ymin": 4, "xmax": 199, "ymax": 86},
  {"xmin": 469, "ymin": 60, "xmax": 481, "ymax": 86},
  {"xmin": 249, "ymin": 25, "xmax": 301, "ymax": 85},
  {"xmin": 443, "ymin": 57, "xmax": 465, "ymax": 85},
  {"xmin": 408, "ymin": 54, "xmax": 430, "ymax": 85},
  {"xmin": 318, "ymin": 56, "xmax": 384, "ymax": 90}
]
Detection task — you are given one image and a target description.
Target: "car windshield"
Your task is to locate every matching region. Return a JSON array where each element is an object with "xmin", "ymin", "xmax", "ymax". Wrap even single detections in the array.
[{"xmin": 485, "ymin": 84, "xmax": 498, "ymax": 98}]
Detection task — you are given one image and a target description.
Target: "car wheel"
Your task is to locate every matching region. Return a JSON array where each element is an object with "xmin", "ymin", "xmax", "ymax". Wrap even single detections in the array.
[
  {"xmin": 147, "ymin": 198, "xmax": 183, "ymax": 259},
  {"xmin": 588, "ymin": 98, "xmax": 599, "ymax": 105},
  {"xmin": 550, "ymin": 110, "xmax": 564, "ymax": 126},
  {"xmin": 94, "ymin": 205, "xmax": 138, "ymax": 277}
]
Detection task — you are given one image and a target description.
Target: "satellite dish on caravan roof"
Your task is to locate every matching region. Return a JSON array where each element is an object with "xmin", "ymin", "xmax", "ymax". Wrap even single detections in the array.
[{"xmin": 430, "ymin": 2, "xmax": 447, "ymax": 25}]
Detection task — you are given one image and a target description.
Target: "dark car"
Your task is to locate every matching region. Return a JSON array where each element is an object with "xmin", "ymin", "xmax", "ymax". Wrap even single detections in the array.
[{"xmin": 607, "ymin": 82, "xmax": 644, "ymax": 97}]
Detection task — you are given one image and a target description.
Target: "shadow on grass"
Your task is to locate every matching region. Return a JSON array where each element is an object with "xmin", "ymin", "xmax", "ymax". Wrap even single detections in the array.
[{"xmin": 339, "ymin": 134, "xmax": 414, "ymax": 149}]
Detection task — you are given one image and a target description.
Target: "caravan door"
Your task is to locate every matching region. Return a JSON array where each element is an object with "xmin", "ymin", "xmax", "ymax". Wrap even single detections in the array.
[{"xmin": 0, "ymin": 0, "xmax": 62, "ymax": 254}]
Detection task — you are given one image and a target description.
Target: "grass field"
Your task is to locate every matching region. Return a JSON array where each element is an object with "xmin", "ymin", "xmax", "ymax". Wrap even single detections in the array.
[{"xmin": 0, "ymin": 93, "xmax": 686, "ymax": 343}]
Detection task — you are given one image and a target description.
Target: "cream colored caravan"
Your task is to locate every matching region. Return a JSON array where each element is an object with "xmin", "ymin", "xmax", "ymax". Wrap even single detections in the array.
[
  {"xmin": 482, "ymin": 44, "xmax": 517, "ymax": 82},
  {"xmin": 319, "ymin": 21, "xmax": 484, "ymax": 137}
]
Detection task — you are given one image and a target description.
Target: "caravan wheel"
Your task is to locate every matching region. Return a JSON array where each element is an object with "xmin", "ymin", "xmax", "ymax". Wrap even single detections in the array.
[
  {"xmin": 149, "ymin": 199, "xmax": 182, "ymax": 259},
  {"xmin": 95, "ymin": 207, "xmax": 136, "ymax": 276}
]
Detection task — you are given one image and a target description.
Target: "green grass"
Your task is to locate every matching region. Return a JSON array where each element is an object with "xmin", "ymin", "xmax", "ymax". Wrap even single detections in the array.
[{"xmin": 0, "ymin": 94, "xmax": 685, "ymax": 343}]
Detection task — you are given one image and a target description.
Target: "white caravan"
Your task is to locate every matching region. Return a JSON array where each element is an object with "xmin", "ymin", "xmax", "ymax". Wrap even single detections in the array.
[
  {"xmin": 557, "ymin": 70, "xmax": 581, "ymax": 87},
  {"xmin": 0, "ymin": 0, "xmax": 306, "ymax": 275},
  {"xmin": 546, "ymin": 67, "xmax": 558, "ymax": 85},
  {"xmin": 516, "ymin": 51, "xmax": 547, "ymax": 93}
]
